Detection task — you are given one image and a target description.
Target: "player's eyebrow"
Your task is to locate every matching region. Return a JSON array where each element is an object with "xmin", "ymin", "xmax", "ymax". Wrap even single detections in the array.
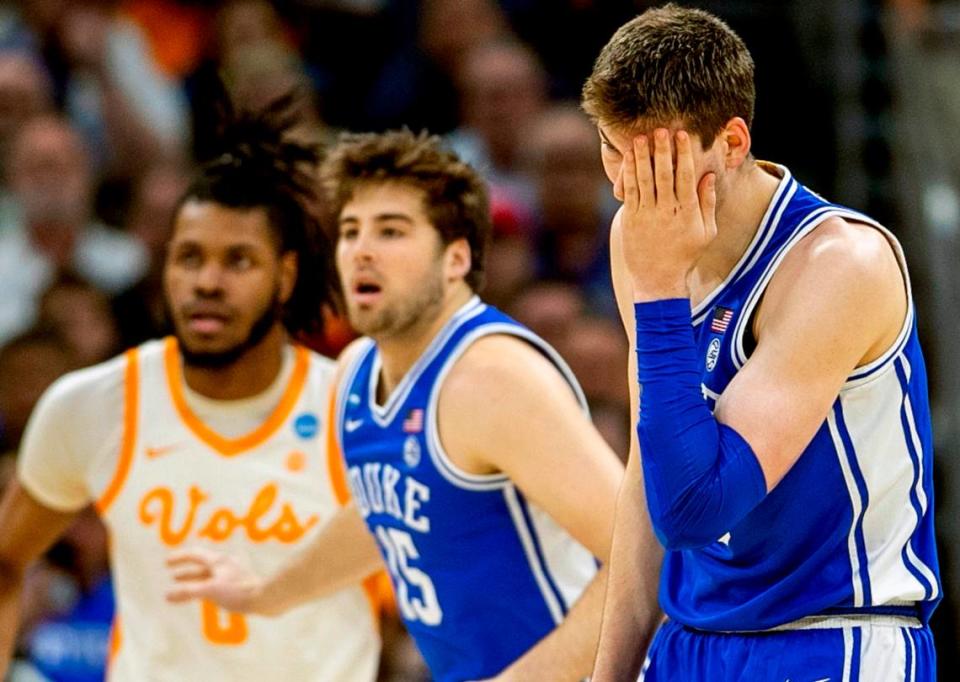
[
  {"xmin": 372, "ymin": 213, "xmax": 414, "ymax": 224},
  {"xmin": 338, "ymin": 213, "xmax": 415, "ymax": 225}
]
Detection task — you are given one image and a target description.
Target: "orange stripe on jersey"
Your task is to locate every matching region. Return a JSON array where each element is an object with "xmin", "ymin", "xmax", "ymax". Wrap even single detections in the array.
[
  {"xmin": 163, "ymin": 338, "xmax": 310, "ymax": 456},
  {"xmin": 106, "ymin": 615, "xmax": 121, "ymax": 673},
  {"xmin": 323, "ymin": 386, "xmax": 391, "ymax": 622},
  {"xmin": 325, "ymin": 387, "xmax": 351, "ymax": 505},
  {"xmin": 96, "ymin": 349, "xmax": 140, "ymax": 514},
  {"xmin": 364, "ymin": 571, "xmax": 397, "ymax": 620}
]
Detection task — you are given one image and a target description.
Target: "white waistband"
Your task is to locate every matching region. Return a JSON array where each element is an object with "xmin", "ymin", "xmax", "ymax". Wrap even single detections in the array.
[{"xmin": 715, "ymin": 613, "xmax": 922, "ymax": 633}]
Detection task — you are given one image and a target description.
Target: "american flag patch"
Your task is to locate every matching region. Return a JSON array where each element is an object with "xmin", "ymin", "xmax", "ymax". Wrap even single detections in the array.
[
  {"xmin": 710, "ymin": 306, "xmax": 734, "ymax": 334},
  {"xmin": 402, "ymin": 408, "xmax": 424, "ymax": 433}
]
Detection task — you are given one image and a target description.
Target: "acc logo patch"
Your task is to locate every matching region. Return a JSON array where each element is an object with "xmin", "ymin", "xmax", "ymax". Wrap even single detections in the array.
[
  {"xmin": 403, "ymin": 435, "xmax": 421, "ymax": 468},
  {"xmin": 705, "ymin": 337, "xmax": 721, "ymax": 372},
  {"xmin": 293, "ymin": 413, "xmax": 319, "ymax": 439}
]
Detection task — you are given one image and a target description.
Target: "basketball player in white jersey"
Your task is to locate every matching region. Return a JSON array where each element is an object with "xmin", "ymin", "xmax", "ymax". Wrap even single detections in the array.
[{"xmin": 0, "ymin": 100, "xmax": 382, "ymax": 680}]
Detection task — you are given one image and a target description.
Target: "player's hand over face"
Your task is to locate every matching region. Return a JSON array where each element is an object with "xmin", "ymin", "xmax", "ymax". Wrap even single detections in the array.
[
  {"xmin": 165, "ymin": 547, "xmax": 265, "ymax": 615},
  {"xmin": 620, "ymin": 128, "xmax": 718, "ymax": 301}
]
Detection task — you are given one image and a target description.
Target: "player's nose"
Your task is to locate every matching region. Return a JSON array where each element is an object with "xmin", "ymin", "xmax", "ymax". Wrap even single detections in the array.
[
  {"xmin": 194, "ymin": 261, "xmax": 224, "ymax": 293},
  {"xmin": 350, "ymin": 229, "xmax": 376, "ymax": 263}
]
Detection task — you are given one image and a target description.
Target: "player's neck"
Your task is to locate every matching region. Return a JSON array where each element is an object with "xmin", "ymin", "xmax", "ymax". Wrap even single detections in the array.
[
  {"xmin": 688, "ymin": 162, "xmax": 781, "ymax": 307},
  {"xmin": 375, "ymin": 285, "xmax": 474, "ymax": 399},
  {"xmin": 181, "ymin": 325, "xmax": 288, "ymax": 400}
]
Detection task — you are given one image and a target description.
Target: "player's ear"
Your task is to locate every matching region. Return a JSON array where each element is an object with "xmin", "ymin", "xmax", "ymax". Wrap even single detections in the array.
[
  {"xmin": 444, "ymin": 238, "xmax": 471, "ymax": 283},
  {"xmin": 719, "ymin": 116, "xmax": 751, "ymax": 170},
  {"xmin": 279, "ymin": 251, "xmax": 298, "ymax": 304}
]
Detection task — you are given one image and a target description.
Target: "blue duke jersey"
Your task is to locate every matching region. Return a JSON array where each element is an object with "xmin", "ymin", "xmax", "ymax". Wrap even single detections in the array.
[
  {"xmin": 336, "ymin": 298, "xmax": 598, "ymax": 681},
  {"xmin": 662, "ymin": 163, "xmax": 941, "ymax": 631}
]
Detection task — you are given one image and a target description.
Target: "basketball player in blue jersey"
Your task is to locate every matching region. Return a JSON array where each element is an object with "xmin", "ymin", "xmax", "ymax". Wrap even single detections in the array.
[
  {"xmin": 165, "ymin": 130, "xmax": 636, "ymax": 681},
  {"xmin": 581, "ymin": 5, "xmax": 940, "ymax": 681}
]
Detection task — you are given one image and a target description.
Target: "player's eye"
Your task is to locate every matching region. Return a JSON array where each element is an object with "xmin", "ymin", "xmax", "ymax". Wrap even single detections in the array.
[
  {"xmin": 228, "ymin": 252, "xmax": 254, "ymax": 270},
  {"xmin": 601, "ymin": 139, "xmax": 620, "ymax": 155},
  {"xmin": 380, "ymin": 225, "xmax": 403, "ymax": 238},
  {"xmin": 175, "ymin": 249, "xmax": 202, "ymax": 268}
]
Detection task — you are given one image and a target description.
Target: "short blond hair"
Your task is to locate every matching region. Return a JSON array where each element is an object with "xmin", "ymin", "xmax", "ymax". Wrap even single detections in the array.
[{"xmin": 582, "ymin": 4, "xmax": 754, "ymax": 147}]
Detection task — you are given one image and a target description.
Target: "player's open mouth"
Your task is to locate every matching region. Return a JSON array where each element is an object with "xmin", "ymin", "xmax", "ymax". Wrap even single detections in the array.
[{"xmin": 352, "ymin": 280, "xmax": 382, "ymax": 305}]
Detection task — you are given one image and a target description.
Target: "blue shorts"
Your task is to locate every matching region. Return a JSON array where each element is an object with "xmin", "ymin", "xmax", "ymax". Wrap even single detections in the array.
[{"xmin": 641, "ymin": 619, "xmax": 935, "ymax": 681}]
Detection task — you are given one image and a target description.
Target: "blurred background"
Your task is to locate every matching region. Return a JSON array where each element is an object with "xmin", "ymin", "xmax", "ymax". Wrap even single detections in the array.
[{"xmin": 0, "ymin": 0, "xmax": 956, "ymax": 679}]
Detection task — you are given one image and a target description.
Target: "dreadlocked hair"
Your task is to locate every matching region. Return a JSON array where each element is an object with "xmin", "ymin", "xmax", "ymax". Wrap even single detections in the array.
[{"xmin": 178, "ymin": 92, "xmax": 336, "ymax": 337}]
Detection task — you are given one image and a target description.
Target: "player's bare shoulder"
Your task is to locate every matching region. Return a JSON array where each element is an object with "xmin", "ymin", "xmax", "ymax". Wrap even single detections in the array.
[
  {"xmin": 442, "ymin": 335, "xmax": 527, "ymax": 414},
  {"xmin": 797, "ymin": 216, "xmax": 901, "ymax": 272},
  {"xmin": 437, "ymin": 334, "xmax": 581, "ymax": 473},
  {"xmin": 442, "ymin": 334, "xmax": 567, "ymax": 406},
  {"xmin": 775, "ymin": 216, "xmax": 904, "ymax": 304},
  {"xmin": 759, "ymin": 216, "xmax": 907, "ymax": 361}
]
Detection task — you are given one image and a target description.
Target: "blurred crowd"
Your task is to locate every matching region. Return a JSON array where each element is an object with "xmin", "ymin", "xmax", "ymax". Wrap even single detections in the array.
[{"xmin": 0, "ymin": 0, "xmax": 957, "ymax": 680}]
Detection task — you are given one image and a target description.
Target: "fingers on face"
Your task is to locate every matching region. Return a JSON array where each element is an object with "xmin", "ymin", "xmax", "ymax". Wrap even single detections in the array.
[
  {"xmin": 633, "ymin": 135, "xmax": 654, "ymax": 207},
  {"xmin": 675, "ymin": 130, "xmax": 697, "ymax": 204},
  {"xmin": 624, "ymin": 128, "xmax": 702, "ymax": 210},
  {"xmin": 622, "ymin": 145, "xmax": 638, "ymax": 210},
  {"xmin": 699, "ymin": 173, "xmax": 719, "ymax": 240},
  {"xmin": 652, "ymin": 129, "xmax": 676, "ymax": 204}
]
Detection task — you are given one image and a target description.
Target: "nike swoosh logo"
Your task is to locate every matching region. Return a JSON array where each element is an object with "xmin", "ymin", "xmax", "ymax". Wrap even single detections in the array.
[
  {"xmin": 344, "ymin": 419, "xmax": 364, "ymax": 432},
  {"xmin": 145, "ymin": 444, "xmax": 177, "ymax": 459}
]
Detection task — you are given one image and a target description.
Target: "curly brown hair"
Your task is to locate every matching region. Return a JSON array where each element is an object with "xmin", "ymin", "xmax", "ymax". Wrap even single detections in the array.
[
  {"xmin": 582, "ymin": 4, "xmax": 754, "ymax": 148},
  {"xmin": 319, "ymin": 129, "xmax": 491, "ymax": 291}
]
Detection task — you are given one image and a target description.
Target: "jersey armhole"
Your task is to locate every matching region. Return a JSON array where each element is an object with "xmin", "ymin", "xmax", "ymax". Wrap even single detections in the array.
[
  {"xmin": 95, "ymin": 348, "xmax": 140, "ymax": 515},
  {"xmin": 730, "ymin": 210, "xmax": 914, "ymax": 388},
  {"xmin": 425, "ymin": 325, "xmax": 588, "ymax": 492}
]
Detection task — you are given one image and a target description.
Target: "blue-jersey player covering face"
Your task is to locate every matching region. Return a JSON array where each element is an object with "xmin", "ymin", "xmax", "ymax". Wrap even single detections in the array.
[
  {"xmin": 584, "ymin": 4, "xmax": 940, "ymax": 681},
  {"xmin": 164, "ymin": 130, "xmax": 637, "ymax": 681}
]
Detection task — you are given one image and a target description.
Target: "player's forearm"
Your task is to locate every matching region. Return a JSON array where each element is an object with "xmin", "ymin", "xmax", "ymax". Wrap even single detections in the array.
[
  {"xmin": 257, "ymin": 503, "xmax": 383, "ymax": 616},
  {"xmin": 634, "ymin": 299, "xmax": 766, "ymax": 548},
  {"xmin": 0, "ymin": 564, "xmax": 25, "ymax": 678},
  {"xmin": 592, "ymin": 456, "xmax": 663, "ymax": 681},
  {"xmin": 494, "ymin": 565, "xmax": 609, "ymax": 682}
]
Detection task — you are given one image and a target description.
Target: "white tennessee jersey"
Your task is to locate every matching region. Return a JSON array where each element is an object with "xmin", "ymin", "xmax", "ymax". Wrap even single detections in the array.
[{"xmin": 19, "ymin": 338, "xmax": 380, "ymax": 681}]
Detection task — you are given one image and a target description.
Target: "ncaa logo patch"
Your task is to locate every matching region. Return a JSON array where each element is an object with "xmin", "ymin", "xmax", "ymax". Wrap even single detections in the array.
[
  {"xmin": 403, "ymin": 435, "xmax": 421, "ymax": 468},
  {"xmin": 293, "ymin": 413, "xmax": 319, "ymax": 439},
  {"xmin": 705, "ymin": 338, "xmax": 721, "ymax": 372}
]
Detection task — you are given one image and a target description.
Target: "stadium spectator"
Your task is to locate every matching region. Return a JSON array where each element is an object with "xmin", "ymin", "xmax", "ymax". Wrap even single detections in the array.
[{"xmin": 0, "ymin": 115, "xmax": 146, "ymax": 344}]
